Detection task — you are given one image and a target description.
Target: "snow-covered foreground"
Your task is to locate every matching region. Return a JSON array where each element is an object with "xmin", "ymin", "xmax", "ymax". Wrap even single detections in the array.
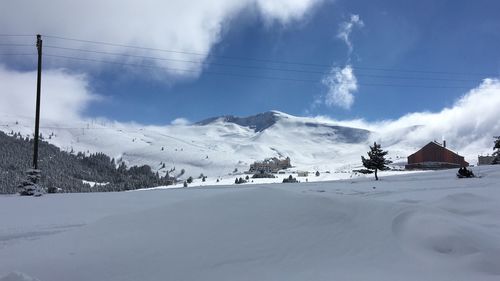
[{"xmin": 1, "ymin": 166, "xmax": 500, "ymax": 281}]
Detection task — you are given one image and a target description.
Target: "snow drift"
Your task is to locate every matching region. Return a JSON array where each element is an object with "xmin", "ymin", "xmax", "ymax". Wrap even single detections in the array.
[{"xmin": 1, "ymin": 166, "xmax": 500, "ymax": 280}]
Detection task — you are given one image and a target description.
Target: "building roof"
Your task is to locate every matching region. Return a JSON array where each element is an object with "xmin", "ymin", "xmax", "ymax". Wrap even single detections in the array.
[{"xmin": 408, "ymin": 141, "xmax": 463, "ymax": 158}]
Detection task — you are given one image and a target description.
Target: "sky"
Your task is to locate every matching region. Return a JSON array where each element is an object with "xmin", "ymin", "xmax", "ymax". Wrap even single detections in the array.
[{"xmin": 1, "ymin": 0, "xmax": 500, "ymax": 125}]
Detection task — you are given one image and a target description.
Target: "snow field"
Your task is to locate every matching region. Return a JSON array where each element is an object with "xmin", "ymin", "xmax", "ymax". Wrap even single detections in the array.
[{"xmin": 1, "ymin": 166, "xmax": 500, "ymax": 280}]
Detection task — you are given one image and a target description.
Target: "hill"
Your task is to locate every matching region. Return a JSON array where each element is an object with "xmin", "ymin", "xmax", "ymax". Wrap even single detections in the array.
[
  {"xmin": 0, "ymin": 111, "xmax": 387, "ymax": 181},
  {"xmin": 0, "ymin": 110, "xmax": 486, "ymax": 183},
  {"xmin": 0, "ymin": 131, "xmax": 172, "ymax": 194}
]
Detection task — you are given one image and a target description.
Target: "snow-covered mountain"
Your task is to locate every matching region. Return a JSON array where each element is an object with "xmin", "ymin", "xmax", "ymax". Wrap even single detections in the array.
[
  {"xmin": 196, "ymin": 111, "xmax": 281, "ymax": 132},
  {"xmin": 0, "ymin": 110, "xmax": 473, "ymax": 180},
  {"xmin": 198, "ymin": 111, "xmax": 370, "ymax": 143}
]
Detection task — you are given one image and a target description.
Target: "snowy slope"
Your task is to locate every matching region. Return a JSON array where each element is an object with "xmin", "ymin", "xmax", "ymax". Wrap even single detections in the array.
[
  {"xmin": 0, "ymin": 111, "xmax": 481, "ymax": 181},
  {"xmin": 0, "ymin": 111, "xmax": 373, "ymax": 179},
  {"xmin": 1, "ymin": 165, "xmax": 500, "ymax": 281}
]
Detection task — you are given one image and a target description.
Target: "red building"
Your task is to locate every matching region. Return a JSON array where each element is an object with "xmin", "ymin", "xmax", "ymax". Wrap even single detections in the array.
[{"xmin": 406, "ymin": 141, "xmax": 468, "ymax": 170}]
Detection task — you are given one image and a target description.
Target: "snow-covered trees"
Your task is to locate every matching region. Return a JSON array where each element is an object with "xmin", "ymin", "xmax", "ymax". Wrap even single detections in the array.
[
  {"xmin": 361, "ymin": 142, "xmax": 392, "ymax": 181},
  {"xmin": 282, "ymin": 175, "xmax": 298, "ymax": 183},
  {"xmin": 235, "ymin": 177, "xmax": 246, "ymax": 184},
  {"xmin": 0, "ymin": 131, "xmax": 173, "ymax": 194},
  {"xmin": 18, "ymin": 169, "xmax": 44, "ymax": 196},
  {"xmin": 493, "ymin": 136, "xmax": 500, "ymax": 164}
]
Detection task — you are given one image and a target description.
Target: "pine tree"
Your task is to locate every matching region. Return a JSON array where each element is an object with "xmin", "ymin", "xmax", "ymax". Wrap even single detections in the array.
[
  {"xmin": 492, "ymin": 136, "xmax": 500, "ymax": 164},
  {"xmin": 361, "ymin": 142, "xmax": 392, "ymax": 181}
]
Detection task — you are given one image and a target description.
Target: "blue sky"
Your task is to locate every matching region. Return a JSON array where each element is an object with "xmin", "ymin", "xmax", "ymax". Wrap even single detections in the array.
[{"xmin": 1, "ymin": 0, "xmax": 500, "ymax": 125}]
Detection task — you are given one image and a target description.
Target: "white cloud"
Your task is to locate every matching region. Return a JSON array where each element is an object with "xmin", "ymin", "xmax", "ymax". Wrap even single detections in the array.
[
  {"xmin": 0, "ymin": 0, "xmax": 323, "ymax": 78},
  {"xmin": 256, "ymin": 0, "xmax": 322, "ymax": 24},
  {"xmin": 0, "ymin": 65, "xmax": 98, "ymax": 122},
  {"xmin": 310, "ymin": 78, "xmax": 500, "ymax": 161},
  {"xmin": 321, "ymin": 65, "xmax": 357, "ymax": 109},
  {"xmin": 337, "ymin": 14, "xmax": 364, "ymax": 54},
  {"xmin": 170, "ymin": 118, "xmax": 191, "ymax": 126},
  {"xmin": 316, "ymin": 14, "xmax": 362, "ymax": 110}
]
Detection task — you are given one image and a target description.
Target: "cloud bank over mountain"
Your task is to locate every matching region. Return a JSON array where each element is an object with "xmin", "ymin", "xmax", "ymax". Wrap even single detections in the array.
[{"xmin": 313, "ymin": 78, "xmax": 500, "ymax": 156}]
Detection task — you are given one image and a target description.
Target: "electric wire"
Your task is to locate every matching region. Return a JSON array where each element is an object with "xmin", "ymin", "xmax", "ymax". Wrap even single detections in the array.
[
  {"xmin": 42, "ymin": 34, "xmax": 498, "ymax": 77},
  {"xmin": 42, "ymin": 45, "xmax": 482, "ymax": 83},
  {"xmin": 0, "ymin": 53, "xmax": 36, "ymax": 56},
  {"xmin": 1, "ymin": 34, "xmax": 497, "ymax": 88},
  {"xmin": 43, "ymin": 53, "xmax": 483, "ymax": 89},
  {"xmin": 0, "ymin": 34, "xmax": 34, "ymax": 37}
]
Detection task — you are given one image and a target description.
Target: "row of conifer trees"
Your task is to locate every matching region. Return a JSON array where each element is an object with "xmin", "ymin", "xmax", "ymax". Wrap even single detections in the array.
[{"xmin": 0, "ymin": 131, "xmax": 173, "ymax": 194}]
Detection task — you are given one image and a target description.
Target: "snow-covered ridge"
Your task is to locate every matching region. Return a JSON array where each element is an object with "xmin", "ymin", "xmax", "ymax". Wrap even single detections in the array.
[
  {"xmin": 196, "ymin": 111, "xmax": 282, "ymax": 132},
  {"xmin": 0, "ymin": 111, "xmax": 378, "ymax": 179},
  {"xmin": 0, "ymin": 110, "xmax": 487, "ymax": 181}
]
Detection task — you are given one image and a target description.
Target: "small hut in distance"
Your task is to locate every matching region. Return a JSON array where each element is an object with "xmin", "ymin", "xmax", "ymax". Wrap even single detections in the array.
[
  {"xmin": 248, "ymin": 157, "xmax": 291, "ymax": 174},
  {"xmin": 478, "ymin": 155, "xmax": 495, "ymax": 166},
  {"xmin": 405, "ymin": 141, "xmax": 468, "ymax": 170}
]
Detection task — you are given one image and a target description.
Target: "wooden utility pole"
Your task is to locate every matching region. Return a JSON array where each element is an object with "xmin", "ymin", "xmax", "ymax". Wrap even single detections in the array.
[{"xmin": 33, "ymin": 34, "xmax": 42, "ymax": 169}]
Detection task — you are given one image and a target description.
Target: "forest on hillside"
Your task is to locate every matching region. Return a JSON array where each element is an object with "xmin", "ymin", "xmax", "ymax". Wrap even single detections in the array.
[{"xmin": 0, "ymin": 131, "xmax": 173, "ymax": 194}]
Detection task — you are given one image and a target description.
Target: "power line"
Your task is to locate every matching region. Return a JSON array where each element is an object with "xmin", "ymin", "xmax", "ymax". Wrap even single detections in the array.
[
  {"xmin": 0, "ymin": 34, "xmax": 33, "ymax": 37},
  {"xmin": 42, "ymin": 45, "xmax": 481, "ymax": 83},
  {"xmin": 44, "ymin": 44, "xmax": 326, "ymax": 74},
  {"xmin": 42, "ymin": 34, "xmax": 498, "ymax": 77},
  {"xmin": 44, "ymin": 53, "xmax": 318, "ymax": 83},
  {"xmin": 44, "ymin": 34, "xmax": 320, "ymax": 67},
  {"xmin": 0, "ymin": 53, "xmax": 35, "ymax": 56},
  {"xmin": 3, "ymin": 34, "xmax": 497, "ymax": 78},
  {"xmin": 44, "ymin": 53, "xmax": 485, "ymax": 89},
  {"xmin": 1, "ymin": 124, "xmax": 211, "ymax": 150},
  {"xmin": 0, "ymin": 43, "xmax": 33, "ymax": 47},
  {"xmin": 1, "ymin": 124, "xmax": 115, "ymax": 130},
  {"xmin": 1, "ymin": 34, "xmax": 494, "ymax": 87}
]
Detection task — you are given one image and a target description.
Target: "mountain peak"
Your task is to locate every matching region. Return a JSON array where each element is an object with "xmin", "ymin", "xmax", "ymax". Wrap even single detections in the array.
[{"xmin": 196, "ymin": 111, "xmax": 285, "ymax": 132}]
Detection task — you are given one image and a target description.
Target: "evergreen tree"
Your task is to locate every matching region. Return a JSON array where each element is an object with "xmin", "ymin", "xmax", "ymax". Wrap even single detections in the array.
[
  {"xmin": 493, "ymin": 136, "xmax": 500, "ymax": 164},
  {"xmin": 361, "ymin": 142, "xmax": 392, "ymax": 181},
  {"xmin": 0, "ymin": 131, "xmax": 173, "ymax": 194}
]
